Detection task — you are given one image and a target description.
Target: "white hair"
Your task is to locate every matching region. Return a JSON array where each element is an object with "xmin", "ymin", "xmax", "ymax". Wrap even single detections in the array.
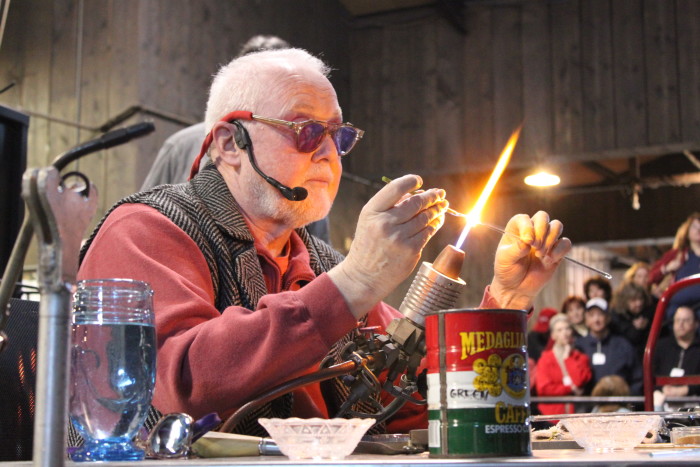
[
  {"xmin": 548, "ymin": 313, "xmax": 571, "ymax": 331},
  {"xmin": 204, "ymin": 48, "xmax": 331, "ymax": 132}
]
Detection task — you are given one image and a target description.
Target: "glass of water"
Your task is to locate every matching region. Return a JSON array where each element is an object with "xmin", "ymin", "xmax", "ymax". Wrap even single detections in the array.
[{"xmin": 69, "ymin": 279, "xmax": 156, "ymax": 461}]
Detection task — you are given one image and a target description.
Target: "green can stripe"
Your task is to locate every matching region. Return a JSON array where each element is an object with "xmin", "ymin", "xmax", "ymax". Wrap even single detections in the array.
[{"xmin": 428, "ymin": 408, "xmax": 531, "ymax": 457}]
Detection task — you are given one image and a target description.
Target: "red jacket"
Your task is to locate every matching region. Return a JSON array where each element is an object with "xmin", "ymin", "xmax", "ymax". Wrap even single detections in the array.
[
  {"xmin": 649, "ymin": 247, "xmax": 687, "ymax": 286},
  {"xmin": 534, "ymin": 348, "xmax": 592, "ymax": 416}
]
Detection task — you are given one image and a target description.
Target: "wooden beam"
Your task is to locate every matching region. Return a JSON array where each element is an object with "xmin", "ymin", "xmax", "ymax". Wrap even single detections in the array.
[{"xmin": 580, "ymin": 160, "xmax": 619, "ymax": 181}]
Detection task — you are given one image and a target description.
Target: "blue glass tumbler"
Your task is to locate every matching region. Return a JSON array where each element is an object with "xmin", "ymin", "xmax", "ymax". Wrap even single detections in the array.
[{"xmin": 69, "ymin": 279, "xmax": 156, "ymax": 461}]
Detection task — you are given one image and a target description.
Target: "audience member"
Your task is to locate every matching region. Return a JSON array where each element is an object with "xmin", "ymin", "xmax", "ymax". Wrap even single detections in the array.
[
  {"xmin": 590, "ymin": 375, "xmax": 632, "ymax": 413},
  {"xmin": 583, "ymin": 275, "xmax": 612, "ymax": 302},
  {"xmin": 140, "ymin": 35, "xmax": 331, "ymax": 243},
  {"xmin": 561, "ymin": 295, "xmax": 587, "ymax": 337},
  {"xmin": 622, "ymin": 261, "xmax": 652, "ymax": 289},
  {"xmin": 527, "ymin": 307, "xmax": 557, "ymax": 362},
  {"xmin": 575, "ymin": 298, "xmax": 642, "ymax": 395},
  {"xmin": 653, "ymin": 306, "xmax": 700, "ymax": 410},
  {"xmin": 610, "ymin": 283, "xmax": 654, "ymax": 358},
  {"xmin": 535, "ymin": 315, "xmax": 592, "ymax": 416},
  {"xmin": 649, "ymin": 212, "xmax": 700, "ymax": 311}
]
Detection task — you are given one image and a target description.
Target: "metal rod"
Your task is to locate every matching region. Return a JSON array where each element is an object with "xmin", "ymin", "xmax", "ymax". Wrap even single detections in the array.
[
  {"xmin": 478, "ymin": 222, "xmax": 613, "ymax": 279},
  {"xmin": 33, "ymin": 286, "xmax": 72, "ymax": 467},
  {"xmin": 381, "ymin": 176, "xmax": 612, "ymax": 279},
  {"xmin": 531, "ymin": 396, "xmax": 700, "ymax": 405},
  {"xmin": 381, "ymin": 176, "xmax": 463, "ymax": 217}
]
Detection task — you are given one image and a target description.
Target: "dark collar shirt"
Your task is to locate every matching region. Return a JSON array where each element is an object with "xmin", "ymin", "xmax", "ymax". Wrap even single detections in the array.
[
  {"xmin": 575, "ymin": 332, "xmax": 643, "ymax": 395},
  {"xmin": 653, "ymin": 336, "xmax": 700, "ymax": 395}
]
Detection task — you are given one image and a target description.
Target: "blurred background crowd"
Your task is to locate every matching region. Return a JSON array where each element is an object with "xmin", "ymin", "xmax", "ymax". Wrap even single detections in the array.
[{"xmin": 529, "ymin": 212, "xmax": 700, "ymax": 415}]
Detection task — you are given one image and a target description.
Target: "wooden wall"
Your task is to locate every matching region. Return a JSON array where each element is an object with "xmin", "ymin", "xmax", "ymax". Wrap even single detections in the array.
[
  {"xmin": 345, "ymin": 0, "xmax": 700, "ymax": 177},
  {"xmin": 336, "ymin": 0, "xmax": 700, "ymax": 309}
]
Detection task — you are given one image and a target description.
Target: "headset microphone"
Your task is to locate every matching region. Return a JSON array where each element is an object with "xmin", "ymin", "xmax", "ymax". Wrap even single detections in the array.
[{"xmin": 233, "ymin": 121, "xmax": 308, "ymax": 202}]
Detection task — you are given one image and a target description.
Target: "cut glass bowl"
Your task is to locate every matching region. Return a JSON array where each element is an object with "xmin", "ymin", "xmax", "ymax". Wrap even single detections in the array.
[
  {"xmin": 558, "ymin": 413, "xmax": 662, "ymax": 452},
  {"xmin": 258, "ymin": 417, "xmax": 375, "ymax": 460}
]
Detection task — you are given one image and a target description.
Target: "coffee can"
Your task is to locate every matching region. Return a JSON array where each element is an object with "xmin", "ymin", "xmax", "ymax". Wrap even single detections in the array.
[{"xmin": 425, "ymin": 308, "xmax": 531, "ymax": 457}]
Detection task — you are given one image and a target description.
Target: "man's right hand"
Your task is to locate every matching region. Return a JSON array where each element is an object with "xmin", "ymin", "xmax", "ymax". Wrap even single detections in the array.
[{"xmin": 328, "ymin": 174, "xmax": 448, "ymax": 318}]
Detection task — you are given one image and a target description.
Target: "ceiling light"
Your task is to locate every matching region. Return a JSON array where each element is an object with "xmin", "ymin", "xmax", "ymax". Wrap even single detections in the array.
[{"xmin": 524, "ymin": 171, "xmax": 560, "ymax": 187}]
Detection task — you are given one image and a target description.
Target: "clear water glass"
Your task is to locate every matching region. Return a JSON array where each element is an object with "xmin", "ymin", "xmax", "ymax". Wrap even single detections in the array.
[{"xmin": 69, "ymin": 279, "xmax": 156, "ymax": 461}]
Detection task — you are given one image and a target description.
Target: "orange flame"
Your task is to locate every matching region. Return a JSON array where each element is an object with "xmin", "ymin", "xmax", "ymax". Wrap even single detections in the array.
[{"xmin": 455, "ymin": 125, "xmax": 522, "ymax": 249}]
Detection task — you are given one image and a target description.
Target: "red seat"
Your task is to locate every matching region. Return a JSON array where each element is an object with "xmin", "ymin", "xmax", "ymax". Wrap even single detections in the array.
[{"xmin": 643, "ymin": 273, "xmax": 700, "ymax": 411}]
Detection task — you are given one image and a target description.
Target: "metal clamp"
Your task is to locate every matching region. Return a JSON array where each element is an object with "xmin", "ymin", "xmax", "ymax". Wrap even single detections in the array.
[{"xmin": 22, "ymin": 167, "xmax": 97, "ymax": 467}]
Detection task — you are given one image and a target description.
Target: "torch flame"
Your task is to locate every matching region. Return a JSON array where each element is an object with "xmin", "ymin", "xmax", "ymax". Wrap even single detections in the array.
[{"xmin": 455, "ymin": 125, "xmax": 522, "ymax": 249}]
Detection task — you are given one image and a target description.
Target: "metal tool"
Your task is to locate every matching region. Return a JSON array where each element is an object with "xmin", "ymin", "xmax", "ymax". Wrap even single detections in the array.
[
  {"xmin": 477, "ymin": 221, "xmax": 613, "ymax": 279},
  {"xmin": 22, "ymin": 167, "xmax": 98, "ymax": 467},
  {"xmin": 381, "ymin": 176, "xmax": 463, "ymax": 217},
  {"xmin": 381, "ymin": 176, "xmax": 612, "ymax": 279}
]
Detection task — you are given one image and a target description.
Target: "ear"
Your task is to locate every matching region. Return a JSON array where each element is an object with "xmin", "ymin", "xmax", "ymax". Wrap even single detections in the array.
[{"xmin": 211, "ymin": 122, "xmax": 244, "ymax": 168}]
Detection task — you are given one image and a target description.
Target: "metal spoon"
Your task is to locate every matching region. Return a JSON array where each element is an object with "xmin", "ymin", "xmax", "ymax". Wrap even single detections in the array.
[{"xmin": 146, "ymin": 412, "xmax": 195, "ymax": 459}]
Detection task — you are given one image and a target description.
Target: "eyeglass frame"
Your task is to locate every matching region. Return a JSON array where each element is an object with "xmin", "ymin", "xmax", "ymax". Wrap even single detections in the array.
[
  {"xmin": 248, "ymin": 114, "xmax": 365, "ymax": 156},
  {"xmin": 188, "ymin": 110, "xmax": 365, "ymax": 180}
]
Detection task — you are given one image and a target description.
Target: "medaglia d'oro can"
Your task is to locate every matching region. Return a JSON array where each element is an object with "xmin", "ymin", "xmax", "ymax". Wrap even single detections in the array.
[{"xmin": 425, "ymin": 308, "xmax": 531, "ymax": 457}]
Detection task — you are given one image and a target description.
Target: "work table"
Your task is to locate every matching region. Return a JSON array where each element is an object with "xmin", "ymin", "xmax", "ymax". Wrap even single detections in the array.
[{"xmin": 3, "ymin": 449, "xmax": 700, "ymax": 467}]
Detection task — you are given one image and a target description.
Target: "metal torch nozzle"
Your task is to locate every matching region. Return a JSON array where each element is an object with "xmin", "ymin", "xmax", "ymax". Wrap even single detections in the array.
[{"xmin": 398, "ymin": 245, "xmax": 467, "ymax": 328}]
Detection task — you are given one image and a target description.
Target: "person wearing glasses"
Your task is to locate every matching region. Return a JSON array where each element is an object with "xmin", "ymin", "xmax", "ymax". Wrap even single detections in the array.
[
  {"xmin": 78, "ymin": 48, "xmax": 572, "ymax": 435},
  {"xmin": 139, "ymin": 35, "xmax": 331, "ymax": 244}
]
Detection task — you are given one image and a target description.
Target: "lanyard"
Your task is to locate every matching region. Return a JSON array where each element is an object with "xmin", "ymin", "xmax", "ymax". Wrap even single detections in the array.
[{"xmin": 677, "ymin": 349, "xmax": 685, "ymax": 369}]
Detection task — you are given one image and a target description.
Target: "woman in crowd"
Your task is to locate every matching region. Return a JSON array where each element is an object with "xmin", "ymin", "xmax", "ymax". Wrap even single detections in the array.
[
  {"xmin": 611, "ymin": 283, "xmax": 654, "ymax": 357},
  {"xmin": 561, "ymin": 295, "xmax": 588, "ymax": 337},
  {"xmin": 584, "ymin": 275, "xmax": 612, "ymax": 302},
  {"xmin": 649, "ymin": 212, "xmax": 700, "ymax": 308},
  {"xmin": 535, "ymin": 314, "xmax": 592, "ymax": 416},
  {"xmin": 623, "ymin": 262, "xmax": 651, "ymax": 289}
]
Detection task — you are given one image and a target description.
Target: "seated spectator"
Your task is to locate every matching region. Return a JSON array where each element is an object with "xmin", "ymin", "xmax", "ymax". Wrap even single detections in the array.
[
  {"xmin": 535, "ymin": 315, "xmax": 592, "ymax": 416},
  {"xmin": 610, "ymin": 283, "xmax": 654, "ymax": 358},
  {"xmin": 527, "ymin": 308, "xmax": 557, "ymax": 362},
  {"xmin": 620, "ymin": 261, "xmax": 658, "ymax": 308},
  {"xmin": 584, "ymin": 275, "xmax": 612, "ymax": 302},
  {"xmin": 561, "ymin": 295, "xmax": 588, "ymax": 337},
  {"xmin": 649, "ymin": 212, "xmax": 700, "ymax": 313},
  {"xmin": 590, "ymin": 375, "xmax": 632, "ymax": 413},
  {"xmin": 622, "ymin": 262, "xmax": 652, "ymax": 289},
  {"xmin": 575, "ymin": 298, "xmax": 643, "ymax": 395},
  {"xmin": 653, "ymin": 306, "xmax": 700, "ymax": 410}
]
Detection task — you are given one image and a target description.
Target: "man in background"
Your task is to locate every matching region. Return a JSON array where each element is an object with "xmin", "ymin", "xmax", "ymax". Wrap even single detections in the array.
[
  {"xmin": 140, "ymin": 35, "xmax": 331, "ymax": 242},
  {"xmin": 575, "ymin": 298, "xmax": 642, "ymax": 395},
  {"xmin": 653, "ymin": 305, "xmax": 700, "ymax": 409}
]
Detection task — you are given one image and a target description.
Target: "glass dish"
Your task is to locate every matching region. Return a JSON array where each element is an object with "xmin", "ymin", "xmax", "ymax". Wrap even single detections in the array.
[
  {"xmin": 552, "ymin": 413, "xmax": 662, "ymax": 452},
  {"xmin": 670, "ymin": 426, "xmax": 700, "ymax": 445},
  {"xmin": 258, "ymin": 417, "xmax": 374, "ymax": 460}
]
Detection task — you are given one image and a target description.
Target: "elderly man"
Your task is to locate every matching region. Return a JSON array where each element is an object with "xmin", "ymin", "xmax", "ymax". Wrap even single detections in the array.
[{"xmin": 78, "ymin": 48, "xmax": 571, "ymax": 435}]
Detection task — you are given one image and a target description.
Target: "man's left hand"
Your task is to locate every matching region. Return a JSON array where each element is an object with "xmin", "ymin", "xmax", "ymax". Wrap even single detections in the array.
[{"xmin": 489, "ymin": 211, "xmax": 572, "ymax": 310}]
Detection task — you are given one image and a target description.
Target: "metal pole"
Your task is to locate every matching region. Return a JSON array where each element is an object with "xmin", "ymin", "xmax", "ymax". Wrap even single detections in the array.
[{"xmin": 33, "ymin": 287, "xmax": 72, "ymax": 467}]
